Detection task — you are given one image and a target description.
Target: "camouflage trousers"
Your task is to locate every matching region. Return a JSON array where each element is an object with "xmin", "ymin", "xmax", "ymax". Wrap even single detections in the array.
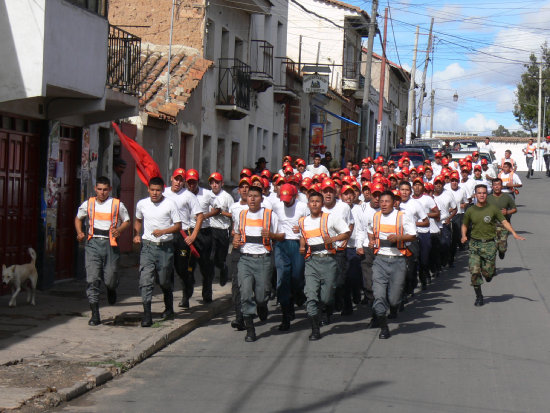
[
  {"xmin": 469, "ymin": 239, "xmax": 496, "ymax": 286},
  {"xmin": 495, "ymin": 224, "xmax": 509, "ymax": 253}
]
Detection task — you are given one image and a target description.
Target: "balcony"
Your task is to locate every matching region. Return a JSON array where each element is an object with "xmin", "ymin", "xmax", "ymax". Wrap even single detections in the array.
[
  {"xmin": 342, "ymin": 61, "xmax": 360, "ymax": 92},
  {"xmin": 0, "ymin": 0, "xmax": 139, "ymax": 125},
  {"xmin": 107, "ymin": 25, "xmax": 141, "ymax": 95},
  {"xmin": 216, "ymin": 58, "xmax": 251, "ymax": 120},
  {"xmin": 249, "ymin": 40, "xmax": 274, "ymax": 92},
  {"xmin": 273, "ymin": 57, "xmax": 300, "ymax": 103}
]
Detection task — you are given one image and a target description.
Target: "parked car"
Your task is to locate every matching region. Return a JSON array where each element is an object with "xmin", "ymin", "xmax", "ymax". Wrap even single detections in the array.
[
  {"xmin": 415, "ymin": 138, "xmax": 445, "ymax": 151},
  {"xmin": 401, "ymin": 144, "xmax": 435, "ymax": 161},
  {"xmin": 388, "ymin": 148, "xmax": 427, "ymax": 167},
  {"xmin": 451, "ymin": 150, "xmax": 498, "ymax": 177},
  {"xmin": 451, "ymin": 140, "xmax": 478, "ymax": 151}
]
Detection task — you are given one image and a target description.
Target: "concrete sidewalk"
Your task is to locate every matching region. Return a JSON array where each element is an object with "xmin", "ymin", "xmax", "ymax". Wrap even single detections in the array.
[{"xmin": 0, "ymin": 254, "xmax": 232, "ymax": 411}]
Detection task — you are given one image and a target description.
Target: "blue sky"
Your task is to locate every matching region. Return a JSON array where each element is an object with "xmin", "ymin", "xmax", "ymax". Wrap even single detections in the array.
[{"xmin": 348, "ymin": 0, "xmax": 550, "ymax": 134}]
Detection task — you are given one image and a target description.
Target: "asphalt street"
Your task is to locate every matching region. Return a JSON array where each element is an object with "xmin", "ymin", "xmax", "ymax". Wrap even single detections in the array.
[{"xmin": 58, "ymin": 174, "xmax": 550, "ymax": 413}]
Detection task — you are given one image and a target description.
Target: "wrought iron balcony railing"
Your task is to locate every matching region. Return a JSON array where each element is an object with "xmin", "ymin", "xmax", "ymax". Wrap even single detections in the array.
[
  {"xmin": 107, "ymin": 24, "xmax": 141, "ymax": 95},
  {"xmin": 274, "ymin": 57, "xmax": 299, "ymax": 91},
  {"xmin": 250, "ymin": 40, "xmax": 273, "ymax": 80},
  {"xmin": 217, "ymin": 58, "xmax": 251, "ymax": 110}
]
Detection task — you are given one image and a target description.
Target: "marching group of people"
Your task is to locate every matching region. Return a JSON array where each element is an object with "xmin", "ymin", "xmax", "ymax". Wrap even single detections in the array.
[{"xmin": 75, "ymin": 146, "xmax": 526, "ymax": 342}]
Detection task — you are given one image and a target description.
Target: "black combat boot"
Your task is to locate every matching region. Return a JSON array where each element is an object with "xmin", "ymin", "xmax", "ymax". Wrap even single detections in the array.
[
  {"xmin": 231, "ymin": 316, "xmax": 245, "ymax": 331},
  {"xmin": 320, "ymin": 305, "xmax": 332, "ymax": 326},
  {"xmin": 278, "ymin": 306, "xmax": 291, "ymax": 331},
  {"xmin": 107, "ymin": 288, "xmax": 117, "ymax": 305},
  {"xmin": 141, "ymin": 302, "xmax": 153, "ymax": 327},
  {"xmin": 309, "ymin": 315, "xmax": 321, "ymax": 341},
  {"xmin": 366, "ymin": 312, "xmax": 379, "ymax": 329},
  {"xmin": 219, "ymin": 265, "xmax": 228, "ymax": 287},
  {"xmin": 388, "ymin": 306, "xmax": 398, "ymax": 320},
  {"xmin": 244, "ymin": 316, "xmax": 256, "ymax": 342},
  {"xmin": 257, "ymin": 304, "xmax": 268, "ymax": 321},
  {"xmin": 161, "ymin": 290, "xmax": 175, "ymax": 320},
  {"xmin": 474, "ymin": 286, "xmax": 484, "ymax": 307},
  {"xmin": 88, "ymin": 303, "xmax": 101, "ymax": 326},
  {"xmin": 378, "ymin": 315, "xmax": 390, "ymax": 339}
]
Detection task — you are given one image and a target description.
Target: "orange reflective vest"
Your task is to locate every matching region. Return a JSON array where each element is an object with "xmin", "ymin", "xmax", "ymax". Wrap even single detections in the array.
[
  {"xmin": 500, "ymin": 157, "xmax": 515, "ymax": 169},
  {"xmin": 238, "ymin": 208, "xmax": 273, "ymax": 251},
  {"xmin": 87, "ymin": 197, "xmax": 121, "ymax": 247},
  {"xmin": 372, "ymin": 210, "xmax": 410, "ymax": 256},
  {"xmin": 298, "ymin": 213, "xmax": 335, "ymax": 258},
  {"xmin": 525, "ymin": 144, "xmax": 536, "ymax": 156},
  {"xmin": 498, "ymin": 171, "xmax": 519, "ymax": 194}
]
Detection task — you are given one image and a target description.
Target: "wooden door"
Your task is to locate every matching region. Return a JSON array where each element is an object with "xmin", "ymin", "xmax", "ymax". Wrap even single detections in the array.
[
  {"xmin": 55, "ymin": 137, "xmax": 78, "ymax": 279},
  {"xmin": 117, "ymin": 123, "xmax": 136, "ymax": 253},
  {"xmin": 0, "ymin": 122, "xmax": 40, "ymax": 294}
]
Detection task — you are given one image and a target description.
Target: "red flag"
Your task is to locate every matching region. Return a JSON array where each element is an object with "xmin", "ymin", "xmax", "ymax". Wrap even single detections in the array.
[{"xmin": 112, "ymin": 122, "xmax": 162, "ymax": 186}]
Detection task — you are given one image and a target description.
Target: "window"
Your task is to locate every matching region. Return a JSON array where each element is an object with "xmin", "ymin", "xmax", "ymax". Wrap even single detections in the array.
[
  {"xmin": 205, "ymin": 20, "xmax": 215, "ymax": 60},
  {"xmin": 248, "ymin": 125, "xmax": 255, "ymax": 165},
  {"xmin": 221, "ymin": 29, "xmax": 229, "ymax": 60},
  {"xmin": 65, "ymin": 0, "xmax": 108, "ymax": 16},
  {"xmin": 217, "ymin": 138, "xmax": 225, "ymax": 174},
  {"xmin": 231, "ymin": 142, "xmax": 240, "ymax": 183},
  {"xmin": 234, "ymin": 38, "xmax": 243, "ymax": 62}
]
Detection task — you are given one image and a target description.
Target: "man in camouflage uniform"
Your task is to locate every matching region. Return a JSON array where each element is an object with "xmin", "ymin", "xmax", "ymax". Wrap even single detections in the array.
[
  {"xmin": 487, "ymin": 178, "xmax": 517, "ymax": 260},
  {"xmin": 461, "ymin": 184, "xmax": 524, "ymax": 307}
]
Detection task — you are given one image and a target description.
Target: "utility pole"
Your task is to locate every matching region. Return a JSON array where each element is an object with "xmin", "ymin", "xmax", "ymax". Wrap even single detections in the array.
[
  {"xmin": 538, "ymin": 62, "xmax": 542, "ymax": 156},
  {"xmin": 406, "ymin": 26, "xmax": 419, "ymax": 144},
  {"xmin": 358, "ymin": 0, "xmax": 378, "ymax": 158},
  {"xmin": 429, "ymin": 89, "xmax": 435, "ymax": 138},
  {"xmin": 376, "ymin": 8, "xmax": 388, "ymax": 155},
  {"xmin": 417, "ymin": 18, "xmax": 434, "ymax": 139}
]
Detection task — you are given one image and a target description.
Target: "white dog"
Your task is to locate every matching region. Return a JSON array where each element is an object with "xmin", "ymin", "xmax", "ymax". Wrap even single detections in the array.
[{"xmin": 2, "ymin": 248, "xmax": 38, "ymax": 307}]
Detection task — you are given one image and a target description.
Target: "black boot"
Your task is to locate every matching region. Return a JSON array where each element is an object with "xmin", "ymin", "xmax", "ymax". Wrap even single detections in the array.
[
  {"xmin": 161, "ymin": 291, "xmax": 175, "ymax": 320},
  {"xmin": 231, "ymin": 315, "xmax": 245, "ymax": 331},
  {"xmin": 366, "ymin": 312, "xmax": 379, "ymax": 329},
  {"xmin": 320, "ymin": 304, "xmax": 332, "ymax": 326},
  {"xmin": 219, "ymin": 265, "xmax": 228, "ymax": 287},
  {"xmin": 141, "ymin": 302, "xmax": 153, "ymax": 327},
  {"xmin": 278, "ymin": 306, "xmax": 291, "ymax": 331},
  {"xmin": 179, "ymin": 296, "xmax": 190, "ymax": 308},
  {"xmin": 88, "ymin": 303, "xmax": 101, "ymax": 326},
  {"xmin": 474, "ymin": 286, "xmax": 484, "ymax": 307},
  {"xmin": 388, "ymin": 306, "xmax": 398, "ymax": 320},
  {"xmin": 309, "ymin": 315, "xmax": 321, "ymax": 341},
  {"xmin": 107, "ymin": 288, "xmax": 117, "ymax": 305},
  {"xmin": 257, "ymin": 304, "xmax": 268, "ymax": 321},
  {"xmin": 378, "ymin": 315, "xmax": 390, "ymax": 339},
  {"xmin": 244, "ymin": 316, "xmax": 256, "ymax": 342}
]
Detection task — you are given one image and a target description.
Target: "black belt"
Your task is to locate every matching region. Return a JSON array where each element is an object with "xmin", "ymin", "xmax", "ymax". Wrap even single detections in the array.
[
  {"xmin": 240, "ymin": 252, "xmax": 271, "ymax": 257},
  {"xmin": 92, "ymin": 228, "xmax": 110, "ymax": 237},
  {"xmin": 244, "ymin": 235, "xmax": 263, "ymax": 244},
  {"xmin": 379, "ymin": 239, "xmax": 396, "ymax": 248},
  {"xmin": 471, "ymin": 237, "xmax": 495, "ymax": 243},
  {"xmin": 309, "ymin": 244, "xmax": 326, "ymax": 252}
]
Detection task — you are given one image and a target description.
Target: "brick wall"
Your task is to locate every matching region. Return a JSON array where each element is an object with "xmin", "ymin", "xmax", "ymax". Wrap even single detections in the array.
[{"xmin": 109, "ymin": 0, "xmax": 205, "ymax": 49}]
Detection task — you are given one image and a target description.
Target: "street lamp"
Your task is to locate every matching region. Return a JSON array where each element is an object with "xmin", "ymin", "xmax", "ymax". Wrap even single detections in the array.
[{"xmin": 453, "ymin": 91, "xmax": 459, "ymax": 102}]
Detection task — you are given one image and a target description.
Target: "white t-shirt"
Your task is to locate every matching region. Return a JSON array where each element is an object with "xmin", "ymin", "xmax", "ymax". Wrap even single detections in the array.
[
  {"xmin": 323, "ymin": 200, "xmax": 353, "ymax": 249},
  {"xmin": 498, "ymin": 172, "xmax": 522, "ymax": 193},
  {"xmin": 412, "ymin": 195, "xmax": 437, "ymax": 234},
  {"xmin": 459, "ymin": 178, "xmax": 475, "ymax": 200},
  {"xmin": 301, "ymin": 213, "xmax": 350, "ymax": 255},
  {"xmin": 399, "ymin": 198, "xmax": 428, "ymax": 233},
  {"xmin": 348, "ymin": 204, "xmax": 364, "ymax": 248},
  {"xmin": 433, "ymin": 190, "xmax": 457, "ymax": 228},
  {"xmin": 209, "ymin": 189, "xmax": 234, "ymax": 230},
  {"xmin": 189, "ymin": 187, "xmax": 216, "ymax": 229},
  {"xmin": 432, "ymin": 163, "xmax": 442, "ymax": 176},
  {"xmin": 162, "ymin": 187, "xmax": 202, "ymax": 231},
  {"xmin": 233, "ymin": 207, "xmax": 279, "ymax": 254},
  {"xmin": 271, "ymin": 199, "xmax": 309, "ymax": 240},
  {"xmin": 366, "ymin": 209, "xmax": 416, "ymax": 257},
  {"xmin": 306, "ymin": 164, "xmax": 329, "ymax": 175},
  {"xmin": 356, "ymin": 202, "xmax": 379, "ymax": 248},
  {"xmin": 478, "ymin": 142, "xmax": 495, "ymax": 153},
  {"xmin": 524, "ymin": 143, "xmax": 537, "ymax": 158},
  {"xmin": 77, "ymin": 197, "xmax": 130, "ymax": 237},
  {"xmin": 541, "ymin": 141, "xmax": 550, "ymax": 155},
  {"xmin": 135, "ymin": 197, "xmax": 181, "ymax": 242},
  {"xmin": 449, "ymin": 186, "xmax": 468, "ymax": 214}
]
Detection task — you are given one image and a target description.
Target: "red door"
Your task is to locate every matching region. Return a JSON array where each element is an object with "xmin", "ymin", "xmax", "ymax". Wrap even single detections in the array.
[
  {"xmin": 55, "ymin": 137, "xmax": 78, "ymax": 279},
  {"xmin": 0, "ymin": 122, "xmax": 41, "ymax": 294}
]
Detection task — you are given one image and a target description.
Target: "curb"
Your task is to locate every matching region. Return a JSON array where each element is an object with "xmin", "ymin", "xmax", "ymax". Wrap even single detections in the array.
[{"xmin": 59, "ymin": 295, "xmax": 232, "ymax": 403}]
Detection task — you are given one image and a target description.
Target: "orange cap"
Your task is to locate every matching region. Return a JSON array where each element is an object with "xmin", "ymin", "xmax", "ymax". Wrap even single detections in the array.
[
  {"xmin": 186, "ymin": 169, "xmax": 199, "ymax": 181},
  {"xmin": 172, "ymin": 168, "xmax": 186, "ymax": 179},
  {"xmin": 208, "ymin": 172, "xmax": 223, "ymax": 182}
]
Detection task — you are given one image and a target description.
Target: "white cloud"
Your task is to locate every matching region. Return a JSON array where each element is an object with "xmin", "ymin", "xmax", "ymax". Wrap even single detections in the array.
[
  {"xmin": 433, "ymin": 107, "xmax": 460, "ymax": 131},
  {"xmin": 464, "ymin": 114, "xmax": 499, "ymax": 133}
]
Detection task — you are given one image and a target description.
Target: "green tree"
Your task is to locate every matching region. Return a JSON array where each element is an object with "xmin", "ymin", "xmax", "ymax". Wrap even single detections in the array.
[
  {"xmin": 513, "ymin": 43, "xmax": 550, "ymax": 136},
  {"xmin": 491, "ymin": 125, "xmax": 510, "ymax": 137}
]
